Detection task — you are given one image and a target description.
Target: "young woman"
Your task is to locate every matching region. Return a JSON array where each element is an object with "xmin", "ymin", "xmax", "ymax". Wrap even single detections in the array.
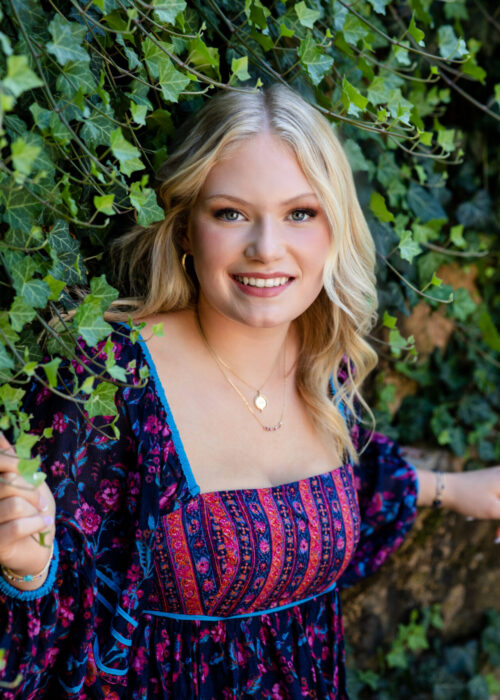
[{"xmin": 0, "ymin": 85, "xmax": 499, "ymax": 699}]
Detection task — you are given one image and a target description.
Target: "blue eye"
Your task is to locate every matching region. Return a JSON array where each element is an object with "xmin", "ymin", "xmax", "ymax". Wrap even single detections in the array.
[
  {"xmin": 214, "ymin": 208, "xmax": 242, "ymax": 221},
  {"xmin": 289, "ymin": 208, "xmax": 317, "ymax": 222}
]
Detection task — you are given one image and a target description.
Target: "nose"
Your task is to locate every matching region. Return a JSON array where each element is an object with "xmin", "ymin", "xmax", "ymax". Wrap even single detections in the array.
[{"xmin": 244, "ymin": 216, "xmax": 285, "ymax": 262}]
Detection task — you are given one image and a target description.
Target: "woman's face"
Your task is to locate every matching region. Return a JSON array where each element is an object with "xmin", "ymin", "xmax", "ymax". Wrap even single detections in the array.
[{"xmin": 188, "ymin": 132, "xmax": 331, "ymax": 329}]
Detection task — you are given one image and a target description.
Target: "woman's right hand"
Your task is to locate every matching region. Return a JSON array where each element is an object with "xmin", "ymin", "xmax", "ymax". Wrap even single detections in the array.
[{"xmin": 0, "ymin": 433, "xmax": 56, "ymax": 589}]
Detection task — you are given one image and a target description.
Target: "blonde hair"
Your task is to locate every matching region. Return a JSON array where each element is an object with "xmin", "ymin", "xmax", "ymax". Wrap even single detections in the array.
[{"xmin": 110, "ymin": 84, "xmax": 378, "ymax": 461}]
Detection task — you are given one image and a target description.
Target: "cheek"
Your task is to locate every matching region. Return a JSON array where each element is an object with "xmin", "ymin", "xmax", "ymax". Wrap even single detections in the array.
[{"xmin": 191, "ymin": 227, "xmax": 237, "ymax": 282}]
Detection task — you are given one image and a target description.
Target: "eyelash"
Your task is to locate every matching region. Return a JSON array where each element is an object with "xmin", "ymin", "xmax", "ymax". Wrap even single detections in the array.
[{"xmin": 213, "ymin": 207, "xmax": 318, "ymax": 222}]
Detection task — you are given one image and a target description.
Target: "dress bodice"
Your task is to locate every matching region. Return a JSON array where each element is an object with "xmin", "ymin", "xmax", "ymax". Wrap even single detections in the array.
[{"xmin": 152, "ymin": 465, "xmax": 360, "ymax": 619}]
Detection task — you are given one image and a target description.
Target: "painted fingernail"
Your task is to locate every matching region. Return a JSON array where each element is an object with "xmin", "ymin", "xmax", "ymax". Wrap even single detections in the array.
[
  {"xmin": 39, "ymin": 496, "xmax": 49, "ymax": 512},
  {"xmin": 43, "ymin": 515, "xmax": 54, "ymax": 527}
]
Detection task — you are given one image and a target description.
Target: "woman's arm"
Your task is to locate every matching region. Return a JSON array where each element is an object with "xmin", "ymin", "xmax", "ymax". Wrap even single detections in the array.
[{"xmin": 416, "ymin": 466, "xmax": 500, "ymax": 519}]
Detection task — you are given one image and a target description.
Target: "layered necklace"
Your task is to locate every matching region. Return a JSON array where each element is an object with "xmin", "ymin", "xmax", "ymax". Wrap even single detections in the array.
[{"xmin": 195, "ymin": 309, "xmax": 287, "ymax": 432}]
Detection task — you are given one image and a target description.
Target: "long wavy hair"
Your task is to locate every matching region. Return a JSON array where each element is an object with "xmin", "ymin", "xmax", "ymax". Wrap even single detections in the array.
[{"xmin": 110, "ymin": 84, "xmax": 378, "ymax": 462}]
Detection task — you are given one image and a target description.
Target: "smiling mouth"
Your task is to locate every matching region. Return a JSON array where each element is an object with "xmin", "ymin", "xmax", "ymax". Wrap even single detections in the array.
[{"xmin": 232, "ymin": 275, "xmax": 292, "ymax": 288}]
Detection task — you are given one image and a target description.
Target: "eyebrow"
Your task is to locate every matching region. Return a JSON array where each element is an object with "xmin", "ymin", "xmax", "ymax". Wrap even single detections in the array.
[{"xmin": 204, "ymin": 193, "xmax": 318, "ymax": 206}]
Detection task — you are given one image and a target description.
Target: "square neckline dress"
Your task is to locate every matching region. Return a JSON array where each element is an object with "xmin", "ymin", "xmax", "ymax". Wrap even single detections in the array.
[{"xmin": 0, "ymin": 327, "xmax": 418, "ymax": 699}]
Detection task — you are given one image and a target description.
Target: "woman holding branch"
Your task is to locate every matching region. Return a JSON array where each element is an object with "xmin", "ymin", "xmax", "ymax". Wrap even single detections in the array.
[{"xmin": 0, "ymin": 85, "xmax": 499, "ymax": 699}]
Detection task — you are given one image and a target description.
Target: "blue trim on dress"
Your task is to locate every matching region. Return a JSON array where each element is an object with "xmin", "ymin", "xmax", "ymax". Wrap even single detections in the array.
[
  {"xmin": 96, "ymin": 570, "xmax": 138, "ymax": 627},
  {"xmin": 57, "ymin": 675, "xmax": 84, "ymax": 694},
  {"xmin": 96, "ymin": 568, "xmax": 121, "ymax": 593},
  {"xmin": 0, "ymin": 538, "xmax": 59, "ymax": 601},
  {"xmin": 136, "ymin": 332, "xmax": 201, "ymax": 498},
  {"xmin": 111, "ymin": 627, "xmax": 133, "ymax": 647},
  {"xmin": 143, "ymin": 580, "xmax": 337, "ymax": 621},
  {"xmin": 117, "ymin": 604, "xmax": 139, "ymax": 628},
  {"xmin": 92, "ymin": 638, "xmax": 129, "ymax": 676},
  {"xmin": 97, "ymin": 592, "xmax": 115, "ymax": 615}
]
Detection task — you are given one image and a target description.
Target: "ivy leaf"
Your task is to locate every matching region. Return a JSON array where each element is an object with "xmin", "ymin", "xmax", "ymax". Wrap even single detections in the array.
[
  {"xmin": 84, "ymin": 380, "xmax": 118, "ymax": 418},
  {"xmin": 22, "ymin": 279, "xmax": 51, "ymax": 308},
  {"xmin": 47, "ymin": 15, "xmax": 90, "ymax": 66},
  {"xmin": 56, "ymin": 60, "xmax": 97, "ymax": 98},
  {"xmin": 0, "ymin": 344, "xmax": 15, "ymax": 370},
  {"xmin": 438, "ymin": 25, "xmax": 468, "ymax": 60},
  {"xmin": 343, "ymin": 139, "xmax": 371, "ymax": 173},
  {"xmin": 74, "ymin": 299, "xmax": 113, "ymax": 347},
  {"xmin": 130, "ymin": 185, "xmax": 164, "ymax": 226},
  {"xmin": 367, "ymin": 0, "xmax": 390, "ymax": 13},
  {"xmin": 43, "ymin": 274, "xmax": 66, "ymax": 301},
  {"xmin": 407, "ymin": 184, "xmax": 447, "ymax": 222},
  {"xmin": 456, "ymin": 190, "xmax": 491, "ymax": 229},
  {"xmin": 383, "ymin": 311, "xmax": 397, "ymax": 329},
  {"xmin": 244, "ymin": 0, "xmax": 271, "ymax": 29},
  {"xmin": 130, "ymin": 103, "xmax": 148, "ymax": 125},
  {"xmin": 94, "ymin": 194, "xmax": 115, "ymax": 215},
  {"xmin": 342, "ymin": 78, "xmax": 368, "ymax": 116},
  {"xmin": 143, "ymin": 37, "xmax": 173, "ymax": 79},
  {"xmin": 461, "ymin": 56, "xmax": 486, "ymax": 83},
  {"xmin": 9, "ymin": 296, "xmax": 37, "ymax": 332},
  {"xmin": 158, "ymin": 59, "xmax": 190, "ymax": 103},
  {"xmin": 80, "ymin": 109, "xmax": 114, "ymax": 149},
  {"xmin": 370, "ymin": 191, "xmax": 395, "ymax": 223},
  {"xmin": 152, "ymin": 0, "xmax": 187, "ymax": 24},
  {"xmin": 450, "ymin": 224, "xmax": 466, "ymax": 248},
  {"xmin": 87, "ymin": 275, "xmax": 119, "ymax": 312},
  {"xmin": 42, "ymin": 357, "xmax": 62, "ymax": 388},
  {"xmin": 298, "ymin": 35, "xmax": 334, "ymax": 86},
  {"xmin": 343, "ymin": 14, "xmax": 370, "ymax": 45},
  {"xmin": 48, "ymin": 220, "xmax": 85, "ymax": 285},
  {"xmin": 294, "ymin": 2, "xmax": 321, "ymax": 29},
  {"xmin": 0, "ymin": 384, "xmax": 25, "ymax": 411},
  {"xmin": 231, "ymin": 56, "xmax": 251, "ymax": 82},
  {"xmin": 14, "ymin": 432, "xmax": 39, "ymax": 460},
  {"xmin": 399, "ymin": 230, "xmax": 422, "ymax": 263},
  {"xmin": 367, "ymin": 75, "xmax": 392, "ymax": 105},
  {"xmin": 110, "ymin": 127, "xmax": 144, "ymax": 176},
  {"xmin": 451, "ymin": 288, "xmax": 476, "ymax": 322},
  {"xmin": 11, "ymin": 137, "xmax": 41, "ymax": 177},
  {"xmin": 478, "ymin": 312, "xmax": 500, "ymax": 353},
  {"xmin": 188, "ymin": 37, "xmax": 220, "ymax": 77},
  {"xmin": 3, "ymin": 55, "xmax": 43, "ymax": 97},
  {"xmin": 408, "ymin": 14, "xmax": 425, "ymax": 46}
]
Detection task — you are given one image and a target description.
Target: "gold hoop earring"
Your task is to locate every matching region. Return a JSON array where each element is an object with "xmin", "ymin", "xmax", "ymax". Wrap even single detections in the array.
[{"xmin": 181, "ymin": 252, "xmax": 191, "ymax": 272}]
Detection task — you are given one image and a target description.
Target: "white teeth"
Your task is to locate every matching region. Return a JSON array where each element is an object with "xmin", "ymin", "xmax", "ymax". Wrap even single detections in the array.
[{"xmin": 234, "ymin": 276, "xmax": 290, "ymax": 288}]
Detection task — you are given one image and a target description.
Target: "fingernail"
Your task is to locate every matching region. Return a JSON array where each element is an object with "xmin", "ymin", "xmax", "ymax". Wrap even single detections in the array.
[
  {"xmin": 495, "ymin": 537, "xmax": 500, "ymax": 545},
  {"xmin": 39, "ymin": 496, "xmax": 49, "ymax": 512},
  {"xmin": 43, "ymin": 515, "xmax": 54, "ymax": 527}
]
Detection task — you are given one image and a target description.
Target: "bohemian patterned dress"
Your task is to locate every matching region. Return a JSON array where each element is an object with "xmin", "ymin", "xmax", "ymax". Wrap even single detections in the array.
[{"xmin": 0, "ymin": 327, "xmax": 417, "ymax": 699}]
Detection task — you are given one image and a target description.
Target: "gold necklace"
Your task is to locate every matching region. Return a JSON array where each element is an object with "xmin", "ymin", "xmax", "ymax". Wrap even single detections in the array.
[{"xmin": 195, "ymin": 311, "xmax": 287, "ymax": 432}]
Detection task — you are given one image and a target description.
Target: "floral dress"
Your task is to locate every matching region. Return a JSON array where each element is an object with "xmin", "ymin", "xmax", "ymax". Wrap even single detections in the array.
[{"xmin": 0, "ymin": 327, "xmax": 418, "ymax": 699}]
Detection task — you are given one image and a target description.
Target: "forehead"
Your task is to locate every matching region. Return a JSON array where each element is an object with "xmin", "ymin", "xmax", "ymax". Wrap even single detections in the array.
[{"xmin": 199, "ymin": 132, "xmax": 315, "ymax": 202}]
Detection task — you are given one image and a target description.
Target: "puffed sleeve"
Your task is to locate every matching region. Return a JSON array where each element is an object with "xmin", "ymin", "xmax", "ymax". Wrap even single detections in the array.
[
  {"xmin": 0, "ymin": 331, "xmax": 145, "ymax": 697},
  {"xmin": 338, "ymin": 425, "xmax": 419, "ymax": 589}
]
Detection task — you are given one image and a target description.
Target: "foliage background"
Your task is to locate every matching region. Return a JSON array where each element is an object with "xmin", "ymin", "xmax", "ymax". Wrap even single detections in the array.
[{"xmin": 0, "ymin": 0, "xmax": 499, "ymax": 695}]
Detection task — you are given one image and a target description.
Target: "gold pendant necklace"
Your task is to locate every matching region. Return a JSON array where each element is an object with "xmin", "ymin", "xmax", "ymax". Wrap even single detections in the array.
[
  {"xmin": 205, "ymin": 338, "xmax": 281, "ymax": 414},
  {"xmin": 195, "ymin": 310, "xmax": 287, "ymax": 432}
]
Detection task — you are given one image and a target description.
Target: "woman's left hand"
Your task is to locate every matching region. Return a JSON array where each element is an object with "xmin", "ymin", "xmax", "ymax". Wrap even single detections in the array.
[{"xmin": 445, "ymin": 466, "xmax": 500, "ymax": 521}]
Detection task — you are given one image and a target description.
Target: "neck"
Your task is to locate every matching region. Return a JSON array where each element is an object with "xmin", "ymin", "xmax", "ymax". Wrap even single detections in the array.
[{"xmin": 194, "ymin": 298, "xmax": 295, "ymax": 385}]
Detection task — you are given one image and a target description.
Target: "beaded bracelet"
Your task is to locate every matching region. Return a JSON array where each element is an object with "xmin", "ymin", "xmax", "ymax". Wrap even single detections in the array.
[
  {"xmin": 432, "ymin": 470, "xmax": 445, "ymax": 508},
  {"xmin": 1, "ymin": 543, "xmax": 54, "ymax": 584}
]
